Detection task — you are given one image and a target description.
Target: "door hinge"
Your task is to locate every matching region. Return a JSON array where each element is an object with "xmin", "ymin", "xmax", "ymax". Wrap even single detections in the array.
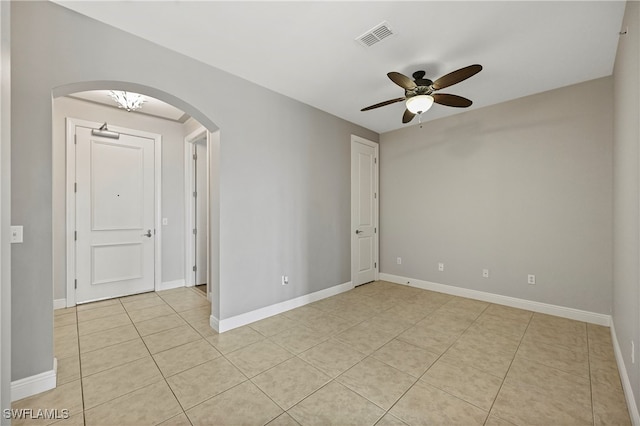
[
  {"xmin": 193, "ymin": 191, "xmax": 197, "ymax": 198},
  {"xmin": 74, "ymin": 182, "xmax": 77, "ymax": 193},
  {"xmin": 193, "ymin": 265, "xmax": 197, "ymax": 272},
  {"xmin": 193, "ymin": 228, "xmax": 197, "ymax": 235},
  {"xmin": 193, "ymin": 153, "xmax": 197, "ymax": 160},
  {"xmin": 74, "ymin": 279, "xmax": 77, "ymax": 289},
  {"xmin": 74, "ymin": 134, "xmax": 77, "ymax": 145},
  {"xmin": 374, "ymin": 193, "xmax": 377, "ymax": 199},
  {"xmin": 374, "ymin": 262, "xmax": 377, "ymax": 268},
  {"xmin": 374, "ymin": 157, "xmax": 377, "ymax": 164},
  {"xmin": 375, "ymin": 227, "xmax": 377, "ymax": 233},
  {"xmin": 74, "ymin": 231, "xmax": 77, "ymax": 241}
]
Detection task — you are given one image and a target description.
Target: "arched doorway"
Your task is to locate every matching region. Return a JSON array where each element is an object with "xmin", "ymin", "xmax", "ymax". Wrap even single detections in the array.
[{"xmin": 51, "ymin": 81, "xmax": 221, "ymax": 320}]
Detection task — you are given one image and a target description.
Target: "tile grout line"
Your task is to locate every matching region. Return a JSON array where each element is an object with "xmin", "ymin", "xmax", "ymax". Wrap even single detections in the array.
[
  {"xmin": 77, "ymin": 292, "xmax": 204, "ymax": 425},
  {"xmin": 586, "ymin": 324, "xmax": 596, "ymax": 426},
  {"xmin": 74, "ymin": 302, "xmax": 87, "ymax": 426},
  {"xmin": 122, "ymin": 293, "xmax": 194, "ymax": 424},
  {"xmin": 221, "ymin": 291, "xmax": 408, "ymax": 424},
  {"xmin": 481, "ymin": 311, "xmax": 535, "ymax": 425},
  {"xmin": 381, "ymin": 301, "xmax": 494, "ymax": 424},
  {"xmin": 293, "ymin": 295, "xmax": 486, "ymax": 423}
]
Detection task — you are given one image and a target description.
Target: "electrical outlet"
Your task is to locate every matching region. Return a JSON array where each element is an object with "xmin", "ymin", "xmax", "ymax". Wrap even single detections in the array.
[
  {"xmin": 438, "ymin": 262, "xmax": 444, "ymax": 272},
  {"xmin": 482, "ymin": 269, "xmax": 489, "ymax": 278},
  {"xmin": 397, "ymin": 257, "xmax": 402, "ymax": 265},
  {"xmin": 162, "ymin": 218, "xmax": 168, "ymax": 226},
  {"xmin": 528, "ymin": 274, "xmax": 536, "ymax": 285},
  {"xmin": 281, "ymin": 275, "xmax": 289, "ymax": 286}
]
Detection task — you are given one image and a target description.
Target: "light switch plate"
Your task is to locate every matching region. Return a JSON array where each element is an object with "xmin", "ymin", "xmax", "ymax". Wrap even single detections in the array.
[{"xmin": 10, "ymin": 226, "xmax": 23, "ymax": 243}]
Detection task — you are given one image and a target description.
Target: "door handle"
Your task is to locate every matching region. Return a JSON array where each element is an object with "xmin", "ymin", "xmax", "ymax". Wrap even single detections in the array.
[
  {"xmin": 142, "ymin": 229, "xmax": 152, "ymax": 238},
  {"xmin": 355, "ymin": 230, "xmax": 363, "ymax": 235}
]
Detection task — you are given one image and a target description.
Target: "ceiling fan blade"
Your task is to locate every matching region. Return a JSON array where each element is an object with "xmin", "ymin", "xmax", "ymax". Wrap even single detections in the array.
[
  {"xmin": 402, "ymin": 109, "xmax": 416, "ymax": 124},
  {"xmin": 432, "ymin": 64, "xmax": 482, "ymax": 90},
  {"xmin": 432, "ymin": 93, "xmax": 473, "ymax": 108},
  {"xmin": 388, "ymin": 72, "xmax": 417, "ymax": 90},
  {"xmin": 361, "ymin": 97, "xmax": 406, "ymax": 111}
]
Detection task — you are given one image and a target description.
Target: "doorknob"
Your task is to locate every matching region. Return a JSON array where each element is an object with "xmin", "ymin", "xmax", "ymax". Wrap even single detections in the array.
[
  {"xmin": 142, "ymin": 229, "xmax": 152, "ymax": 238},
  {"xmin": 355, "ymin": 230, "xmax": 362, "ymax": 235}
]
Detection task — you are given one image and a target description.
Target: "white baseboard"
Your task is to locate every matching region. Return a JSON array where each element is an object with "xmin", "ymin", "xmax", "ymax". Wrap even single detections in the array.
[
  {"xmin": 210, "ymin": 280, "xmax": 353, "ymax": 333},
  {"xmin": 156, "ymin": 279, "xmax": 185, "ymax": 292},
  {"xmin": 209, "ymin": 315, "xmax": 220, "ymax": 333},
  {"xmin": 610, "ymin": 321, "xmax": 640, "ymax": 426},
  {"xmin": 11, "ymin": 358, "xmax": 57, "ymax": 402},
  {"xmin": 379, "ymin": 273, "xmax": 611, "ymax": 326},
  {"xmin": 53, "ymin": 299, "xmax": 67, "ymax": 310}
]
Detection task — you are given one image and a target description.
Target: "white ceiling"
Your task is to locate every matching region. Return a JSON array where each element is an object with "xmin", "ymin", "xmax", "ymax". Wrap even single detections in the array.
[{"xmin": 55, "ymin": 1, "xmax": 626, "ymax": 134}]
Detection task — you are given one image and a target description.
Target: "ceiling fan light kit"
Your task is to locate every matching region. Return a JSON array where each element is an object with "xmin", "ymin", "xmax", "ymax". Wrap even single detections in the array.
[
  {"xmin": 406, "ymin": 95, "xmax": 434, "ymax": 114},
  {"xmin": 361, "ymin": 64, "xmax": 482, "ymax": 124}
]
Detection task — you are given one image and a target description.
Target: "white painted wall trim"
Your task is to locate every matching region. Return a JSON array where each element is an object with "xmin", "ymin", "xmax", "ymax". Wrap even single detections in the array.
[
  {"xmin": 379, "ymin": 273, "xmax": 611, "ymax": 326},
  {"xmin": 53, "ymin": 299, "xmax": 67, "ymax": 310},
  {"xmin": 611, "ymin": 321, "xmax": 640, "ymax": 426},
  {"xmin": 65, "ymin": 118, "xmax": 163, "ymax": 306},
  {"xmin": 209, "ymin": 315, "xmax": 220, "ymax": 333},
  {"xmin": 210, "ymin": 281, "xmax": 353, "ymax": 333},
  {"xmin": 184, "ymin": 126, "xmax": 209, "ymax": 290},
  {"xmin": 611, "ymin": 322, "xmax": 640, "ymax": 426},
  {"xmin": 11, "ymin": 358, "xmax": 57, "ymax": 402},
  {"xmin": 157, "ymin": 279, "xmax": 185, "ymax": 292}
]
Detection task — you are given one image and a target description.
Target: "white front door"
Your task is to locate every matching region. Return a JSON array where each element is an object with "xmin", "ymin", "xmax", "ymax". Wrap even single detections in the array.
[
  {"xmin": 351, "ymin": 136, "xmax": 378, "ymax": 286},
  {"xmin": 75, "ymin": 126, "xmax": 156, "ymax": 303}
]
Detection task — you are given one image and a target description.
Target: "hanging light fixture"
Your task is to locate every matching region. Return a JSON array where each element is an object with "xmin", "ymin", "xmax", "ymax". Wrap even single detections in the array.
[
  {"xmin": 109, "ymin": 90, "xmax": 145, "ymax": 112},
  {"xmin": 406, "ymin": 95, "xmax": 434, "ymax": 115}
]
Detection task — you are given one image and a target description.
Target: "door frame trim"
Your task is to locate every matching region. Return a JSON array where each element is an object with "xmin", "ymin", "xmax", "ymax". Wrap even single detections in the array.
[
  {"xmin": 350, "ymin": 135, "xmax": 379, "ymax": 287},
  {"xmin": 65, "ymin": 118, "xmax": 162, "ymax": 306},
  {"xmin": 184, "ymin": 126, "xmax": 210, "ymax": 300}
]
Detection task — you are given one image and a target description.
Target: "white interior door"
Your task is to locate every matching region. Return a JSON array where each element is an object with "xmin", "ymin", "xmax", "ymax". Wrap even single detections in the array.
[
  {"xmin": 351, "ymin": 136, "xmax": 378, "ymax": 286},
  {"xmin": 75, "ymin": 126, "xmax": 155, "ymax": 303}
]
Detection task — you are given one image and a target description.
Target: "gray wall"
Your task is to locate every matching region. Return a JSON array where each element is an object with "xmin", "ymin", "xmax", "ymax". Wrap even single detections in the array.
[
  {"xmin": 52, "ymin": 96, "xmax": 189, "ymax": 300},
  {"xmin": 1, "ymin": 0, "xmax": 11, "ymax": 418},
  {"xmin": 612, "ymin": 0, "xmax": 640, "ymax": 413},
  {"xmin": 11, "ymin": 1, "xmax": 377, "ymax": 380},
  {"xmin": 380, "ymin": 77, "xmax": 613, "ymax": 315}
]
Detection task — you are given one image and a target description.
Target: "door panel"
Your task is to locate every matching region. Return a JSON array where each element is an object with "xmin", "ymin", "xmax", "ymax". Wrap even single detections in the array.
[
  {"xmin": 75, "ymin": 126, "xmax": 155, "ymax": 303},
  {"xmin": 358, "ymin": 237, "xmax": 373, "ymax": 271},
  {"xmin": 351, "ymin": 138, "xmax": 378, "ymax": 286},
  {"xmin": 358, "ymin": 153, "xmax": 373, "ymax": 226},
  {"xmin": 92, "ymin": 243, "xmax": 143, "ymax": 285},
  {"xmin": 91, "ymin": 141, "xmax": 144, "ymax": 230}
]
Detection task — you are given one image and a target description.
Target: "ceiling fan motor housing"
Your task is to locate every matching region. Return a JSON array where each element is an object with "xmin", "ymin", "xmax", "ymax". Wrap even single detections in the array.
[{"xmin": 406, "ymin": 82, "xmax": 434, "ymax": 98}]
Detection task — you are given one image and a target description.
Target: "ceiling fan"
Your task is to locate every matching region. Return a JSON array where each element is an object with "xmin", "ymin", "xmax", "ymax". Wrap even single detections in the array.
[{"xmin": 361, "ymin": 64, "xmax": 483, "ymax": 124}]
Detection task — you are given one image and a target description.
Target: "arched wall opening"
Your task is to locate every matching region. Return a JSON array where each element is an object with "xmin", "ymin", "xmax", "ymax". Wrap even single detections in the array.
[{"xmin": 51, "ymin": 80, "xmax": 221, "ymax": 322}]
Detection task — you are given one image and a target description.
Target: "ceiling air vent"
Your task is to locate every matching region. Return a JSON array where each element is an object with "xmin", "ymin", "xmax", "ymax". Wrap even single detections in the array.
[{"xmin": 356, "ymin": 21, "xmax": 394, "ymax": 47}]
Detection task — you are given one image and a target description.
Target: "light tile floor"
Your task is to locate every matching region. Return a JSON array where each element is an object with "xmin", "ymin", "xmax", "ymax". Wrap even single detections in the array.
[{"xmin": 12, "ymin": 281, "xmax": 631, "ymax": 425}]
